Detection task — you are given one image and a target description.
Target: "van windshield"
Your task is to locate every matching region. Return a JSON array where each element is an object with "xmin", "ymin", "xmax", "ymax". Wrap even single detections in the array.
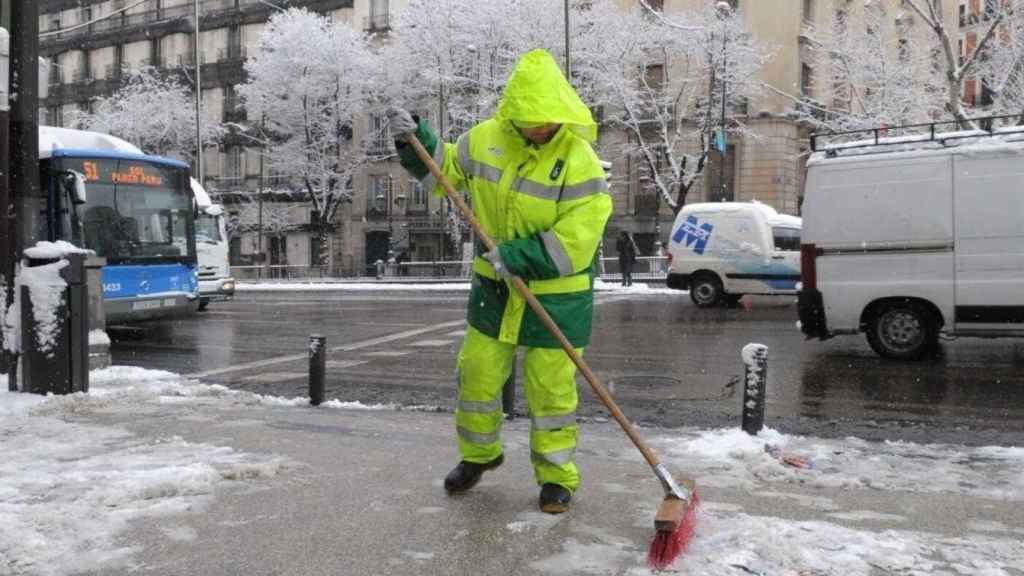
[{"xmin": 772, "ymin": 227, "xmax": 801, "ymax": 251}]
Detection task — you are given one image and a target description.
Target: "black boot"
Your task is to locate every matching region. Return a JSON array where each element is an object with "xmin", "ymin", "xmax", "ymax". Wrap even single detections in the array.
[
  {"xmin": 443, "ymin": 454, "xmax": 504, "ymax": 494},
  {"xmin": 539, "ymin": 483, "xmax": 572, "ymax": 514}
]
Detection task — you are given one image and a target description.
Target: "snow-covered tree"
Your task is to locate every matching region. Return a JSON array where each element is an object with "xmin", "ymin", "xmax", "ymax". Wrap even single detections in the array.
[
  {"xmin": 225, "ymin": 200, "xmax": 294, "ymax": 238},
  {"xmin": 972, "ymin": 0, "xmax": 1024, "ymax": 121},
  {"xmin": 574, "ymin": 1, "xmax": 771, "ymax": 211},
  {"xmin": 66, "ymin": 67, "xmax": 221, "ymax": 162},
  {"xmin": 802, "ymin": 1, "xmax": 947, "ymax": 131},
  {"xmin": 239, "ymin": 8, "xmax": 380, "ymax": 265},
  {"xmin": 804, "ymin": 0, "xmax": 1024, "ymax": 135}
]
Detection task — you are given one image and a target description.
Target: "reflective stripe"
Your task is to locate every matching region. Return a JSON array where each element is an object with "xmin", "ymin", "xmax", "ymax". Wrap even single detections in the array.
[
  {"xmin": 459, "ymin": 398, "xmax": 502, "ymax": 414},
  {"xmin": 541, "ymin": 231, "xmax": 574, "ymax": 276},
  {"xmin": 531, "ymin": 413, "xmax": 576, "ymax": 430},
  {"xmin": 514, "ymin": 178, "xmax": 561, "ymax": 201},
  {"xmin": 560, "ymin": 177, "xmax": 609, "ymax": 202},
  {"xmin": 475, "ymin": 257, "xmax": 590, "ymax": 294},
  {"xmin": 457, "ymin": 425, "xmax": 500, "ymax": 445},
  {"xmin": 530, "ymin": 274, "xmax": 589, "ymax": 295},
  {"xmin": 421, "ymin": 139, "xmax": 447, "ymax": 191},
  {"xmin": 531, "ymin": 448, "xmax": 576, "ymax": 466},
  {"xmin": 457, "ymin": 132, "xmax": 503, "ymax": 183},
  {"xmin": 458, "ymin": 133, "xmax": 472, "ymax": 174}
]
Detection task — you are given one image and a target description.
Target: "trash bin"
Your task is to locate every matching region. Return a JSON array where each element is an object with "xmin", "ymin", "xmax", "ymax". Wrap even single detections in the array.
[{"xmin": 20, "ymin": 252, "xmax": 89, "ymax": 395}]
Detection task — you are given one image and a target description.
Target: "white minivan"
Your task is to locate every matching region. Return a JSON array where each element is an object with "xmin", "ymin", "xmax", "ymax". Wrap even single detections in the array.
[
  {"xmin": 666, "ymin": 201, "xmax": 802, "ymax": 307},
  {"xmin": 799, "ymin": 126, "xmax": 1024, "ymax": 359}
]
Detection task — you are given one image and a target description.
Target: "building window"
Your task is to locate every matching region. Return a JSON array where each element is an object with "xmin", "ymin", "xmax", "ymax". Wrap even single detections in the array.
[
  {"xmin": 366, "ymin": 0, "xmax": 390, "ymax": 31},
  {"xmin": 369, "ymin": 114, "xmax": 390, "ymax": 154},
  {"xmin": 642, "ymin": 63, "xmax": 665, "ymax": 90},
  {"xmin": 226, "ymin": 147, "xmax": 243, "ymax": 179},
  {"xmin": 48, "ymin": 106, "xmax": 63, "ymax": 127},
  {"xmin": 803, "ymin": 0, "xmax": 814, "ymax": 23},
  {"xmin": 368, "ymin": 175, "xmax": 391, "ymax": 217},
  {"xmin": 801, "ymin": 63, "xmax": 814, "ymax": 97},
  {"xmin": 409, "ymin": 179, "xmax": 426, "ymax": 210}
]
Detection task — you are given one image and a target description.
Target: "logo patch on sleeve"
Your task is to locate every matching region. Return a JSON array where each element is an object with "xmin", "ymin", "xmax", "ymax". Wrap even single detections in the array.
[{"xmin": 549, "ymin": 159, "xmax": 565, "ymax": 181}]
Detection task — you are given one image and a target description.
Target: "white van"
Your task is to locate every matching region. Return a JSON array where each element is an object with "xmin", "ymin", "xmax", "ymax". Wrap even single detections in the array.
[
  {"xmin": 799, "ymin": 127, "xmax": 1024, "ymax": 359},
  {"xmin": 666, "ymin": 201, "xmax": 802, "ymax": 307}
]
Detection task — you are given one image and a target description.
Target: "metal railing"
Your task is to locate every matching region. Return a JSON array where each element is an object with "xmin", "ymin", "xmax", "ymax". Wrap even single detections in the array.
[{"xmin": 231, "ymin": 256, "xmax": 671, "ymax": 282}]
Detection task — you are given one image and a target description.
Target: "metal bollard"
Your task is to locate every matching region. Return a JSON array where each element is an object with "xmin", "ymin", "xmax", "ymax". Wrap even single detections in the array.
[
  {"xmin": 502, "ymin": 363, "xmax": 516, "ymax": 420},
  {"xmin": 375, "ymin": 259, "xmax": 384, "ymax": 280},
  {"xmin": 741, "ymin": 343, "xmax": 768, "ymax": 435},
  {"xmin": 309, "ymin": 334, "xmax": 326, "ymax": 406}
]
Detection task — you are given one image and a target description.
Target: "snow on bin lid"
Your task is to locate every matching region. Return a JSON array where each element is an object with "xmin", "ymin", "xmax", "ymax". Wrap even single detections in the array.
[{"xmin": 23, "ymin": 240, "xmax": 91, "ymax": 260}]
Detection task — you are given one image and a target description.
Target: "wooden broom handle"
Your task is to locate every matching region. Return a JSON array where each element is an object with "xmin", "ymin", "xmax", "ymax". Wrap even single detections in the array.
[{"xmin": 405, "ymin": 134, "xmax": 663, "ymax": 470}]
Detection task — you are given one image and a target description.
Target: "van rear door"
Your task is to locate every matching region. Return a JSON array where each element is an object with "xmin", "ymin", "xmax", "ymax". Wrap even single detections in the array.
[{"xmin": 952, "ymin": 152, "xmax": 1024, "ymax": 334}]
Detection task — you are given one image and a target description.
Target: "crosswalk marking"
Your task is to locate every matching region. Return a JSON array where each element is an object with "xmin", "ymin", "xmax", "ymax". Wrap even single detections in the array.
[
  {"xmin": 326, "ymin": 360, "xmax": 369, "ymax": 369},
  {"xmin": 410, "ymin": 339, "xmax": 454, "ymax": 347}
]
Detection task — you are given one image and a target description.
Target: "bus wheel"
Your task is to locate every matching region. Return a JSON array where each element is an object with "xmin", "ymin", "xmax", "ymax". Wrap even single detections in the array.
[
  {"xmin": 689, "ymin": 273, "xmax": 723, "ymax": 308},
  {"xmin": 198, "ymin": 299, "xmax": 210, "ymax": 312},
  {"xmin": 866, "ymin": 301, "xmax": 938, "ymax": 360}
]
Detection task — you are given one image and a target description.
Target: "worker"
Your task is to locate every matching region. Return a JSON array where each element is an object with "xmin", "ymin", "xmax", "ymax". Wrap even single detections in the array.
[{"xmin": 388, "ymin": 49, "xmax": 612, "ymax": 513}]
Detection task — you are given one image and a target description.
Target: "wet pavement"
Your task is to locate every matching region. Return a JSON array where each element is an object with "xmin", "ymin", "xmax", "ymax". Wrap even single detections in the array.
[{"xmin": 109, "ymin": 288, "xmax": 1024, "ymax": 446}]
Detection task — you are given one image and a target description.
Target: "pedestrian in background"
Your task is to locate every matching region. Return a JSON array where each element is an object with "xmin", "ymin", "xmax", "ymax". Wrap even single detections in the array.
[{"xmin": 616, "ymin": 230, "xmax": 637, "ymax": 287}]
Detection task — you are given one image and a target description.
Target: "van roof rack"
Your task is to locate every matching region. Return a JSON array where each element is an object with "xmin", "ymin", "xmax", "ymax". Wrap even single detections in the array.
[{"xmin": 809, "ymin": 114, "xmax": 1024, "ymax": 157}]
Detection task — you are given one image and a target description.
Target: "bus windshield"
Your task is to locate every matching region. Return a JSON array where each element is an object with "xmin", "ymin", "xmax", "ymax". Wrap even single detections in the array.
[
  {"xmin": 57, "ymin": 157, "xmax": 194, "ymax": 263},
  {"xmin": 195, "ymin": 213, "xmax": 223, "ymax": 244}
]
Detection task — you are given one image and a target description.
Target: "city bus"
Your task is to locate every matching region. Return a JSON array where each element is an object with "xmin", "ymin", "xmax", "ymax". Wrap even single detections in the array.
[{"xmin": 39, "ymin": 126, "xmax": 200, "ymax": 323}]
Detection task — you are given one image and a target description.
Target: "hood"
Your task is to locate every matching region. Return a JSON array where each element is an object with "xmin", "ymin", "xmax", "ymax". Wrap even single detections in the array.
[{"xmin": 497, "ymin": 49, "xmax": 597, "ymax": 142}]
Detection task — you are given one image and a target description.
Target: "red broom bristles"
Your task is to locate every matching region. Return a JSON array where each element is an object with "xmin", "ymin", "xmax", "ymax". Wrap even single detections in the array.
[{"xmin": 646, "ymin": 491, "xmax": 700, "ymax": 571}]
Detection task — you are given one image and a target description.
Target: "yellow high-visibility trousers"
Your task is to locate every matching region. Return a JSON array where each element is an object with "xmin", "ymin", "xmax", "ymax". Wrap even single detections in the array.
[{"xmin": 455, "ymin": 326, "xmax": 581, "ymax": 491}]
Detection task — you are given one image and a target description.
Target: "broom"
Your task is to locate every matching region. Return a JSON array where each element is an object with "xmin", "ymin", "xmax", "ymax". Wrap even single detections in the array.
[{"xmin": 404, "ymin": 134, "xmax": 699, "ymax": 570}]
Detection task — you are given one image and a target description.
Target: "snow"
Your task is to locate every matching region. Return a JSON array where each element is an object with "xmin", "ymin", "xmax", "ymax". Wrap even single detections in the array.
[
  {"xmin": 740, "ymin": 343, "xmax": 767, "ymax": 367},
  {"xmin": 22, "ymin": 240, "xmax": 90, "ymax": 260},
  {"xmin": 19, "ymin": 259, "xmax": 69, "ymax": 356},
  {"xmin": 3, "ymin": 367, "xmax": 1024, "ymax": 575},
  {"xmin": 88, "ymin": 329, "xmax": 111, "ymax": 347}
]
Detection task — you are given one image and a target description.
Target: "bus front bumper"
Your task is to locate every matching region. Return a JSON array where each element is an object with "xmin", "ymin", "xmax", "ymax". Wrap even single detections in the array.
[
  {"xmin": 199, "ymin": 277, "xmax": 236, "ymax": 302},
  {"xmin": 105, "ymin": 293, "xmax": 200, "ymax": 324}
]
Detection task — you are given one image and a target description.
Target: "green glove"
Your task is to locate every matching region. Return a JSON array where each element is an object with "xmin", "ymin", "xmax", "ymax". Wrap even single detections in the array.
[{"xmin": 394, "ymin": 117, "xmax": 439, "ymax": 181}]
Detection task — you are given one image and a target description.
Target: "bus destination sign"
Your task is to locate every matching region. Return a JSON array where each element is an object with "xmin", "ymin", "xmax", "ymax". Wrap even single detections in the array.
[{"xmin": 77, "ymin": 159, "xmax": 167, "ymax": 187}]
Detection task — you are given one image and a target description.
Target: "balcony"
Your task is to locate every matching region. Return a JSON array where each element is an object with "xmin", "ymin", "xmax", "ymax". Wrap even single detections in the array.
[
  {"xmin": 216, "ymin": 46, "xmax": 248, "ymax": 62},
  {"xmin": 363, "ymin": 12, "xmax": 392, "ymax": 32},
  {"xmin": 404, "ymin": 217, "xmax": 447, "ymax": 231}
]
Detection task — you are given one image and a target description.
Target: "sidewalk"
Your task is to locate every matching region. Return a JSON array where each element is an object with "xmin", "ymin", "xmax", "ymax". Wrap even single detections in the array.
[{"xmin": 3, "ymin": 368, "xmax": 1023, "ymax": 576}]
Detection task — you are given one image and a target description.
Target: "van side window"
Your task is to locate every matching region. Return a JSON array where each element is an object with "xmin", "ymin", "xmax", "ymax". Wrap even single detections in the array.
[{"xmin": 772, "ymin": 227, "xmax": 801, "ymax": 251}]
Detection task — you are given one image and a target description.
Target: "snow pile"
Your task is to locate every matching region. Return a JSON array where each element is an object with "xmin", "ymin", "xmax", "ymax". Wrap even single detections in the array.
[
  {"xmin": 0, "ymin": 367, "xmax": 296, "ymax": 575},
  {"xmin": 22, "ymin": 240, "xmax": 91, "ymax": 260},
  {"xmin": 18, "ymin": 259, "xmax": 69, "ymax": 356},
  {"xmin": 654, "ymin": 428, "xmax": 1024, "ymax": 501}
]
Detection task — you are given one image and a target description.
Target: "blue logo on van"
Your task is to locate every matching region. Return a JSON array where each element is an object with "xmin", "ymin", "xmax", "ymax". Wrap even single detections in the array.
[{"xmin": 673, "ymin": 215, "xmax": 714, "ymax": 255}]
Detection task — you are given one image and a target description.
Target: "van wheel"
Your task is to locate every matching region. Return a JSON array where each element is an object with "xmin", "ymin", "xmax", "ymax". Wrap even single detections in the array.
[
  {"xmin": 689, "ymin": 274, "xmax": 723, "ymax": 308},
  {"xmin": 866, "ymin": 301, "xmax": 938, "ymax": 360}
]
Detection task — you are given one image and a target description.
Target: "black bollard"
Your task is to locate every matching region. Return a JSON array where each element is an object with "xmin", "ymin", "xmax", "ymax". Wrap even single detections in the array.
[
  {"xmin": 309, "ymin": 334, "xmax": 326, "ymax": 406},
  {"xmin": 502, "ymin": 363, "xmax": 516, "ymax": 420},
  {"xmin": 741, "ymin": 343, "xmax": 768, "ymax": 435}
]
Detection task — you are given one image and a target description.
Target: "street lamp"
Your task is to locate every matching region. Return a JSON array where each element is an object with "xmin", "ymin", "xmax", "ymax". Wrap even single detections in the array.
[{"xmin": 715, "ymin": 1, "xmax": 731, "ymax": 202}]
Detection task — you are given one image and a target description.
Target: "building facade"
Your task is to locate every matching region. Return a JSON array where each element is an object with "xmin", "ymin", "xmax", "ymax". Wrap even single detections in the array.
[{"xmin": 38, "ymin": 0, "xmax": 965, "ymax": 274}]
